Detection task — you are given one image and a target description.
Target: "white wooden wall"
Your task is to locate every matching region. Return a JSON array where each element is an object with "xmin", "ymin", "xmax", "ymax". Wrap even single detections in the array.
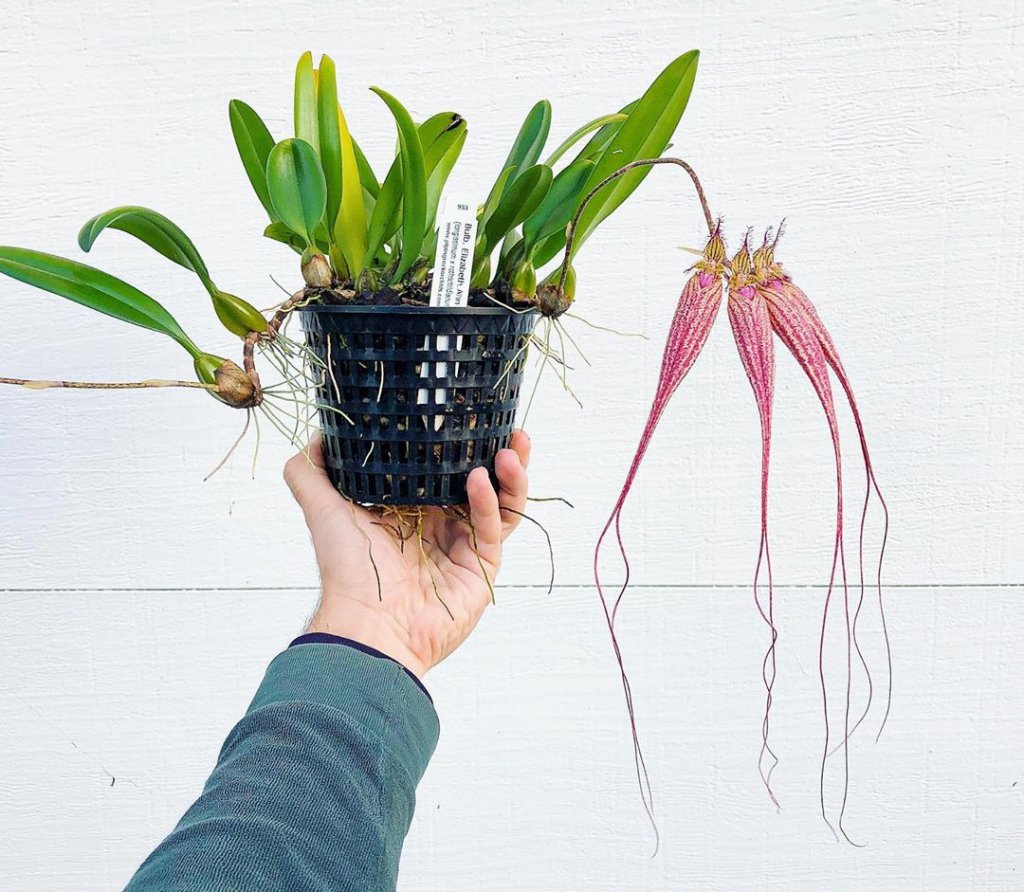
[{"xmin": 1, "ymin": 1, "xmax": 1021, "ymax": 889}]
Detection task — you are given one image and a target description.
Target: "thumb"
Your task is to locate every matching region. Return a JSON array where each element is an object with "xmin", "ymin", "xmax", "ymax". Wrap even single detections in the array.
[{"xmin": 283, "ymin": 435, "xmax": 340, "ymax": 521}]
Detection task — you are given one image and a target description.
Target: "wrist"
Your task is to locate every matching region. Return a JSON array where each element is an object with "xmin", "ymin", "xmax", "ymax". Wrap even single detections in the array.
[{"xmin": 304, "ymin": 596, "xmax": 428, "ymax": 679}]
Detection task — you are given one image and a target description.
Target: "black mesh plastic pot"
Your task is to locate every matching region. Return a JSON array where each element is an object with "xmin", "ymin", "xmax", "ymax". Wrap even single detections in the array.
[{"xmin": 298, "ymin": 304, "xmax": 538, "ymax": 506}]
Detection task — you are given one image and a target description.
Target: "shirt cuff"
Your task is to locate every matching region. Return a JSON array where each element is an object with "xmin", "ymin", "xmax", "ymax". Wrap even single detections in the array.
[{"xmin": 289, "ymin": 632, "xmax": 432, "ymax": 703}]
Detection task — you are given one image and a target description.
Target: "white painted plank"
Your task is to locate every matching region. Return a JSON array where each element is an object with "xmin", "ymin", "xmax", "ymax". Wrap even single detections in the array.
[
  {"xmin": 0, "ymin": 1, "xmax": 1022, "ymax": 590},
  {"xmin": 1, "ymin": 2, "xmax": 1020, "ymax": 590},
  {"xmin": 0, "ymin": 585, "xmax": 1020, "ymax": 890}
]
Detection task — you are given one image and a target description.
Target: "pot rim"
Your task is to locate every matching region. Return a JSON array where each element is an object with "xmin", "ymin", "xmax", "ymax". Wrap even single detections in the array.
[{"xmin": 295, "ymin": 303, "xmax": 535, "ymax": 316}]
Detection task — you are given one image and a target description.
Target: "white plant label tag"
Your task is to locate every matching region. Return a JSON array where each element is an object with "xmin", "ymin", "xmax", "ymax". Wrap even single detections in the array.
[
  {"xmin": 419, "ymin": 196, "xmax": 478, "ymax": 420},
  {"xmin": 429, "ymin": 196, "xmax": 477, "ymax": 309}
]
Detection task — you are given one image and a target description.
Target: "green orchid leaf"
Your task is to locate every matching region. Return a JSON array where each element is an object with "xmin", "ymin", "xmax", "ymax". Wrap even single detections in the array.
[
  {"xmin": 317, "ymin": 54, "xmax": 366, "ymax": 274},
  {"xmin": 499, "ymin": 230, "xmax": 522, "ymax": 267},
  {"xmin": 266, "ymin": 138, "xmax": 327, "ymax": 246},
  {"xmin": 482, "ymin": 163, "xmax": 552, "ymax": 252},
  {"xmin": 364, "ymin": 157, "xmax": 404, "ymax": 264},
  {"xmin": 316, "ymin": 57, "xmax": 343, "ymax": 232},
  {"xmin": 388, "ymin": 116, "xmax": 463, "ymax": 265},
  {"xmin": 495, "ymin": 231, "xmax": 525, "ymax": 282},
  {"xmin": 495, "ymin": 99, "xmax": 552, "ymax": 188},
  {"xmin": 483, "ymin": 99, "xmax": 551, "ymax": 213},
  {"xmin": 531, "ymin": 228, "xmax": 571, "ymax": 268},
  {"xmin": 573, "ymin": 99, "xmax": 638, "ymax": 163},
  {"xmin": 0, "ymin": 247, "xmax": 200, "ymax": 357},
  {"xmin": 351, "ymin": 138, "xmax": 381, "ymax": 222},
  {"xmin": 352, "ymin": 139, "xmax": 380, "ymax": 200},
  {"xmin": 421, "ymin": 116, "xmax": 467, "ymax": 234},
  {"xmin": 521, "ymin": 159, "xmax": 594, "ymax": 257},
  {"xmin": 423, "ymin": 116, "xmax": 466, "ymax": 173},
  {"xmin": 545, "ymin": 113, "xmax": 627, "ymax": 167},
  {"xmin": 263, "ymin": 221, "xmax": 305, "ymax": 254},
  {"xmin": 79, "ymin": 207, "xmax": 266, "ymax": 339},
  {"xmin": 425, "ymin": 126, "xmax": 467, "ymax": 233},
  {"xmin": 294, "ymin": 51, "xmax": 319, "ymax": 153},
  {"xmin": 369, "ymin": 87, "xmax": 426, "ymax": 280},
  {"xmin": 477, "ymin": 165, "xmax": 516, "ymax": 232},
  {"xmin": 78, "ymin": 206, "xmax": 217, "ymax": 298},
  {"xmin": 228, "ymin": 99, "xmax": 277, "ymax": 220},
  {"xmin": 364, "ymin": 113, "xmax": 464, "ymax": 265},
  {"xmin": 419, "ymin": 112, "xmax": 462, "ymax": 151},
  {"xmin": 310, "ymin": 219, "xmax": 332, "ymax": 253},
  {"xmin": 570, "ymin": 51, "xmax": 700, "ymax": 256}
]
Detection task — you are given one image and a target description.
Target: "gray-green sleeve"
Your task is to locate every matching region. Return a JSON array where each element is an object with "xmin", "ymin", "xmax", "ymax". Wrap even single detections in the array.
[{"xmin": 124, "ymin": 643, "xmax": 439, "ymax": 891}]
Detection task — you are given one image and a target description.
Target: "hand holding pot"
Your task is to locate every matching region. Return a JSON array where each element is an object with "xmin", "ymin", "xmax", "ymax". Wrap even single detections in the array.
[{"xmin": 284, "ymin": 431, "xmax": 531, "ymax": 678}]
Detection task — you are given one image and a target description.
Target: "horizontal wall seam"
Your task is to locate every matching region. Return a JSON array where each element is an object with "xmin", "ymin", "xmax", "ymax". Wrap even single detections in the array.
[{"xmin": 1, "ymin": 583, "xmax": 1022, "ymax": 593}]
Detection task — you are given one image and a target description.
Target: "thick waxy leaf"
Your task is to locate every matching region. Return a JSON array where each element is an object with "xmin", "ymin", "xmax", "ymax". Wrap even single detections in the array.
[
  {"xmin": 264, "ymin": 221, "xmax": 305, "ymax": 254},
  {"xmin": 363, "ymin": 156, "xmax": 402, "ymax": 265},
  {"xmin": 266, "ymin": 138, "xmax": 327, "ymax": 245},
  {"xmin": 479, "ymin": 101, "xmax": 550, "ymax": 241},
  {"xmin": 477, "ymin": 166, "xmax": 514, "ymax": 234},
  {"xmin": 483, "ymin": 100, "xmax": 551, "ymax": 215},
  {"xmin": 79, "ymin": 207, "xmax": 265, "ymax": 339},
  {"xmin": 316, "ymin": 57, "xmax": 343, "ymax": 232},
  {"xmin": 294, "ymin": 51, "xmax": 319, "ymax": 153},
  {"xmin": 425, "ymin": 127, "xmax": 467, "ymax": 232},
  {"xmin": 364, "ymin": 113, "xmax": 464, "ymax": 265},
  {"xmin": 415, "ymin": 133, "xmax": 468, "ymax": 270},
  {"xmin": 0, "ymin": 247, "xmax": 200, "ymax": 356},
  {"xmin": 352, "ymin": 140, "xmax": 380, "ymax": 200},
  {"xmin": 229, "ymin": 99, "xmax": 277, "ymax": 219},
  {"xmin": 571, "ymin": 51, "xmax": 699, "ymax": 255},
  {"xmin": 545, "ymin": 113, "xmax": 627, "ymax": 167},
  {"xmin": 369, "ymin": 87, "xmax": 426, "ymax": 279},
  {"xmin": 499, "ymin": 230, "xmax": 522, "ymax": 265},
  {"xmin": 422, "ymin": 117, "xmax": 466, "ymax": 175},
  {"xmin": 573, "ymin": 99, "xmax": 637, "ymax": 163},
  {"xmin": 521, "ymin": 158, "xmax": 594, "ymax": 258},
  {"xmin": 482, "ymin": 163, "xmax": 552, "ymax": 251},
  {"xmin": 530, "ymin": 228, "xmax": 568, "ymax": 268},
  {"xmin": 509, "ymin": 100, "xmax": 551, "ymax": 172},
  {"xmin": 310, "ymin": 220, "xmax": 332, "ymax": 253},
  {"xmin": 495, "ymin": 231, "xmax": 526, "ymax": 282},
  {"xmin": 78, "ymin": 206, "xmax": 217, "ymax": 298},
  {"xmin": 419, "ymin": 112, "xmax": 462, "ymax": 151},
  {"xmin": 317, "ymin": 54, "xmax": 366, "ymax": 273}
]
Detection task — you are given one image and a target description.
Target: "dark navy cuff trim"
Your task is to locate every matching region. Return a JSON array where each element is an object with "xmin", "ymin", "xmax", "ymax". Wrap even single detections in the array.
[{"xmin": 289, "ymin": 633, "xmax": 432, "ymax": 703}]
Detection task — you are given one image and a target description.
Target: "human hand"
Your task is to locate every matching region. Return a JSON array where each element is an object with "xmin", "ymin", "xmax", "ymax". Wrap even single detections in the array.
[{"xmin": 283, "ymin": 431, "xmax": 531, "ymax": 678}]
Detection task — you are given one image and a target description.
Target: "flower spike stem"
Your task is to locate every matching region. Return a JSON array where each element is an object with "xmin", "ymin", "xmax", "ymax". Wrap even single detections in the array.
[
  {"xmin": 0, "ymin": 376, "xmax": 215, "ymax": 391},
  {"xmin": 556, "ymin": 157, "xmax": 715, "ymax": 294}
]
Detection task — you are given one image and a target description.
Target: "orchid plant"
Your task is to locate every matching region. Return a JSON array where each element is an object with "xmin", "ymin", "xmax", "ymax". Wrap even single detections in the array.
[
  {"xmin": 570, "ymin": 159, "xmax": 891, "ymax": 848},
  {"xmin": 0, "ymin": 47, "xmax": 891, "ymax": 846},
  {"xmin": 0, "ymin": 50, "xmax": 699, "ymax": 424}
]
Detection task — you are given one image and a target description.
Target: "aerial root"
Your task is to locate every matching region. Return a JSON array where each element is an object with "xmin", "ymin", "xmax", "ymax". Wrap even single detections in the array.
[
  {"xmin": 564, "ymin": 312, "xmax": 648, "ymax": 339},
  {"xmin": 496, "ymin": 506, "xmax": 556, "ymax": 595},
  {"xmin": 343, "ymin": 497, "xmax": 383, "ymax": 602},
  {"xmin": 413, "ymin": 515, "xmax": 454, "ymax": 620},
  {"xmin": 528, "ymin": 495, "xmax": 575, "ymax": 508},
  {"xmin": 204, "ymin": 410, "xmax": 252, "ymax": 481},
  {"xmin": 453, "ymin": 508, "xmax": 497, "ymax": 606}
]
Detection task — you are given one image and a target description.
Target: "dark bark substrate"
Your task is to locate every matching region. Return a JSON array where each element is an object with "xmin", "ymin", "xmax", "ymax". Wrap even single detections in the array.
[{"xmin": 309, "ymin": 278, "xmax": 533, "ymax": 311}]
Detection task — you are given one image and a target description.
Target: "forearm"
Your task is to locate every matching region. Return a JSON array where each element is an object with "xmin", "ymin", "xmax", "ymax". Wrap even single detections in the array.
[{"xmin": 125, "ymin": 641, "xmax": 438, "ymax": 892}]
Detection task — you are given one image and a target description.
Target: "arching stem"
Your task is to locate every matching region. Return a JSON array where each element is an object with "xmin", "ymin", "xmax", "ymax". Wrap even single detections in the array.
[
  {"xmin": 1, "ymin": 291, "xmax": 312, "ymax": 412},
  {"xmin": 556, "ymin": 157, "xmax": 715, "ymax": 294},
  {"xmin": 0, "ymin": 376, "xmax": 215, "ymax": 391}
]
